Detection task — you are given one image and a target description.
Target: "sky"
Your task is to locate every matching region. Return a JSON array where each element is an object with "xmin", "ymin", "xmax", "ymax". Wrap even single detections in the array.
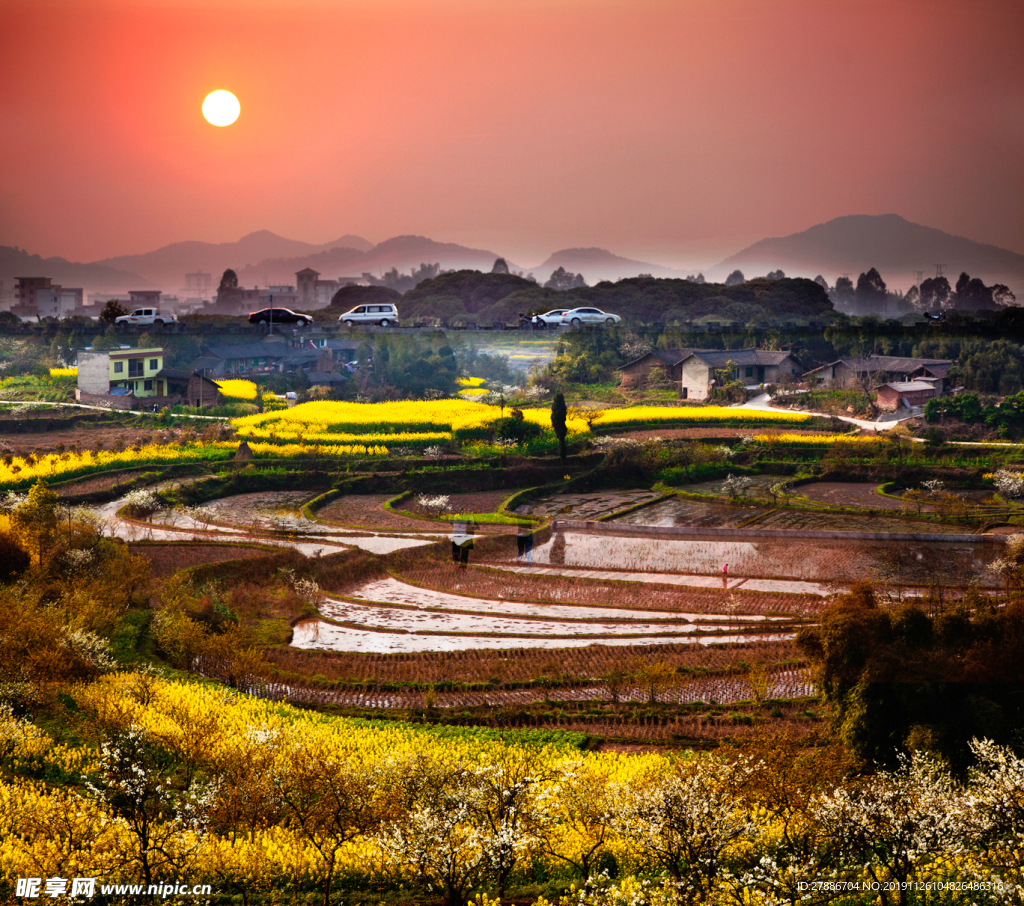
[{"xmin": 1, "ymin": 0, "xmax": 1022, "ymax": 269}]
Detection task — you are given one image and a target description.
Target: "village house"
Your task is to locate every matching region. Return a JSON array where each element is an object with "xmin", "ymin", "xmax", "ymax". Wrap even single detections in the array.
[
  {"xmin": 803, "ymin": 355, "xmax": 954, "ymax": 394},
  {"xmin": 618, "ymin": 347, "xmax": 801, "ymax": 399},
  {"xmin": 77, "ymin": 346, "xmax": 224, "ymax": 409},
  {"xmin": 617, "ymin": 348, "xmax": 716, "ymax": 390},
  {"xmin": 876, "ymin": 381, "xmax": 937, "ymax": 411}
]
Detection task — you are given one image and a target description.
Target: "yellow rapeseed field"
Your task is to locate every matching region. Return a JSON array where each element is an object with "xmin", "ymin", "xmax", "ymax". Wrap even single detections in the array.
[
  {"xmin": 592, "ymin": 405, "xmax": 813, "ymax": 429},
  {"xmin": 216, "ymin": 379, "xmax": 258, "ymax": 400}
]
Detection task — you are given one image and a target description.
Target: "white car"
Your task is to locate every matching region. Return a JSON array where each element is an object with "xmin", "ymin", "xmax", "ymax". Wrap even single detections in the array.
[
  {"xmin": 561, "ymin": 307, "xmax": 621, "ymax": 327},
  {"xmin": 114, "ymin": 308, "xmax": 177, "ymax": 328},
  {"xmin": 533, "ymin": 309, "xmax": 570, "ymax": 328},
  {"xmin": 339, "ymin": 303, "xmax": 400, "ymax": 327}
]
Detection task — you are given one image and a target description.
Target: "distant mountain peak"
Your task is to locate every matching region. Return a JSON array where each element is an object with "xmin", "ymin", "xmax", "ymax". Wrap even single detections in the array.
[{"xmin": 714, "ymin": 214, "xmax": 1024, "ymax": 293}]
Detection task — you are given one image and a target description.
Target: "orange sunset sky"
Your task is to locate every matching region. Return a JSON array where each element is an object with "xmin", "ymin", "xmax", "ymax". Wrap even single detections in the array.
[{"xmin": 2, "ymin": 0, "xmax": 1022, "ymax": 268}]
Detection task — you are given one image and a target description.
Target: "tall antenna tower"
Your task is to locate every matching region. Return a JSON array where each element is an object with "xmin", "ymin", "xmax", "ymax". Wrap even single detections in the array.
[
  {"xmin": 913, "ymin": 271, "xmax": 925, "ymax": 286},
  {"xmin": 934, "ymin": 264, "xmax": 946, "ymax": 278}
]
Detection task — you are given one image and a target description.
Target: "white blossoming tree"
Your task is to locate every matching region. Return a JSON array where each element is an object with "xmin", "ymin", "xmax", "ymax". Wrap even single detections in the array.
[
  {"xmin": 810, "ymin": 751, "xmax": 965, "ymax": 904},
  {"xmin": 610, "ymin": 755, "xmax": 756, "ymax": 902}
]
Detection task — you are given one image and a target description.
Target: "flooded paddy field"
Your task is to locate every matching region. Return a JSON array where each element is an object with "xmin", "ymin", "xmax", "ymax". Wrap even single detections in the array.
[
  {"xmin": 528, "ymin": 529, "xmax": 1002, "ymax": 584},
  {"xmin": 512, "ymin": 489, "xmax": 662, "ymax": 519}
]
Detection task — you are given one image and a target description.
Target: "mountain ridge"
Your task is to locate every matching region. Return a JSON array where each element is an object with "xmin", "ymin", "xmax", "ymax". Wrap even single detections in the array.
[{"xmin": 713, "ymin": 214, "xmax": 1024, "ymax": 294}]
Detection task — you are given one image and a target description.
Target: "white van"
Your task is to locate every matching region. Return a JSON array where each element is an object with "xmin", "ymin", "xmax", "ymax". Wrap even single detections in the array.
[{"xmin": 338, "ymin": 303, "xmax": 399, "ymax": 327}]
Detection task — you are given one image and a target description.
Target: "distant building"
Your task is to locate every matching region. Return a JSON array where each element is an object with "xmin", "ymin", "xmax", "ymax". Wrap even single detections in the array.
[
  {"xmin": 36, "ymin": 287, "xmax": 83, "ymax": 319},
  {"xmin": 129, "ymin": 290, "xmax": 163, "ymax": 308},
  {"xmin": 296, "ymin": 268, "xmax": 320, "ymax": 306},
  {"xmin": 15, "ymin": 277, "xmax": 83, "ymax": 319},
  {"xmin": 184, "ymin": 272, "xmax": 213, "ymax": 298},
  {"xmin": 295, "ymin": 268, "xmax": 359, "ymax": 308}
]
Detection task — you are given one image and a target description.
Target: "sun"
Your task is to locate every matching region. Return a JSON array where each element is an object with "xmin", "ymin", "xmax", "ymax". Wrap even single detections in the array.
[{"xmin": 202, "ymin": 90, "xmax": 240, "ymax": 127}]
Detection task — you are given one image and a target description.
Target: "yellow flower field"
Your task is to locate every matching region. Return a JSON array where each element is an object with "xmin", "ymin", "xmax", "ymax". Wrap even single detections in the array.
[
  {"xmin": 232, "ymin": 399, "xmax": 590, "ymax": 442},
  {"xmin": 48, "ymin": 367, "xmax": 77, "ymax": 378},
  {"xmin": 752, "ymin": 432, "xmax": 880, "ymax": 445},
  {"xmin": 592, "ymin": 405, "xmax": 813, "ymax": 430},
  {"xmin": 216, "ymin": 379, "xmax": 258, "ymax": 400},
  {"xmin": 0, "ymin": 440, "xmax": 388, "ymax": 489}
]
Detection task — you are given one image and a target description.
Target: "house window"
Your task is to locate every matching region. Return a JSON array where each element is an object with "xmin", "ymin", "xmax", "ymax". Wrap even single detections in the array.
[
  {"xmin": 149, "ymin": 359, "xmax": 158, "ymax": 370},
  {"xmin": 745, "ymin": 367, "xmax": 753, "ymax": 377},
  {"xmin": 144, "ymin": 380, "xmax": 153, "ymax": 391},
  {"xmin": 128, "ymin": 360, "xmax": 144, "ymax": 377},
  {"xmin": 113, "ymin": 361, "xmax": 123, "ymax": 373}
]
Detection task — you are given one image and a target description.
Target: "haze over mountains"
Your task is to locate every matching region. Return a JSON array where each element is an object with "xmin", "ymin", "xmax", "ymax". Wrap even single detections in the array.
[
  {"xmin": 713, "ymin": 214, "xmax": 1024, "ymax": 293},
  {"xmin": 1, "ymin": 215, "xmax": 1021, "ymax": 300}
]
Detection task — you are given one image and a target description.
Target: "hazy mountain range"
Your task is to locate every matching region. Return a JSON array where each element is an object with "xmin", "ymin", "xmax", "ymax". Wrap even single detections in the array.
[
  {"xmin": 713, "ymin": 214, "xmax": 1024, "ymax": 293},
  {"xmin": 2, "ymin": 215, "xmax": 1021, "ymax": 299}
]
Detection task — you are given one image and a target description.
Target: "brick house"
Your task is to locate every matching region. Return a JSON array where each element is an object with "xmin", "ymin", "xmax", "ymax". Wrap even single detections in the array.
[{"xmin": 876, "ymin": 381, "xmax": 937, "ymax": 411}]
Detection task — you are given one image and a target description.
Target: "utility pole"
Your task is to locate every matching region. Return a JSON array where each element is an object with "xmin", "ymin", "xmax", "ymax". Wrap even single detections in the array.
[
  {"xmin": 913, "ymin": 271, "xmax": 925, "ymax": 287},
  {"xmin": 934, "ymin": 264, "xmax": 946, "ymax": 278}
]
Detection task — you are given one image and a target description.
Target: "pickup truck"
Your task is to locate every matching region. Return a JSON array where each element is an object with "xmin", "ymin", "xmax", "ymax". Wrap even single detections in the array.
[{"xmin": 114, "ymin": 308, "xmax": 177, "ymax": 328}]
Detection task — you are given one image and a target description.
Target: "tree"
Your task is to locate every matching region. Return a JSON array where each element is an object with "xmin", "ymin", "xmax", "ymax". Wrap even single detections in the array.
[
  {"xmin": 612, "ymin": 756, "xmax": 755, "ymax": 900},
  {"xmin": 855, "ymin": 267, "xmax": 888, "ymax": 314},
  {"xmin": 99, "ymin": 299, "xmax": 128, "ymax": 324},
  {"xmin": 11, "ymin": 480, "xmax": 60, "ymax": 566},
  {"xmin": 724, "ymin": 270, "xmax": 745, "ymax": 286},
  {"xmin": 544, "ymin": 267, "xmax": 586, "ymax": 291},
  {"xmin": 833, "ymin": 276, "xmax": 855, "ymax": 311},
  {"xmin": 918, "ymin": 276, "xmax": 951, "ymax": 311},
  {"xmin": 953, "ymin": 271, "xmax": 995, "ymax": 311},
  {"xmin": 274, "ymin": 742, "xmax": 390, "ymax": 906},
  {"xmin": 490, "ymin": 258, "xmax": 510, "ymax": 275},
  {"xmin": 218, "ymin": 269, "xmax": 239, "ymax": 294},
  {"xmin": 765, "ymin": 269, "xmax": 785, "ymax": 280},
  {"xmin": 551, "ymin": 393, "xmax": 568, "ymax": 462},
  {"xmin": 377, "ymin": 755, "xmax": 489, "ymax": 906}
]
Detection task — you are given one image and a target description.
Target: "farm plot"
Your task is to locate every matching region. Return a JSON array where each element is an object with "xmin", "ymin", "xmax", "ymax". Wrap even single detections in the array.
[
  {"xmin": 290, "ymin": 620, "xmax": 793, "ymax": 653},
  {"xmin": 318, "ymin": 599, "xmax": 738, "ymax": 638},
  {"xmin": 529, "ymin": 529, "xmax": 1002, "ymax": 583},
  {"xmin": 316, "ymin": 494, "xmax": 452, "ymax": 532},
  {"xmin": 754, "ymin": 508, "xmax": 967, "ymax": 534},
  {"xmin": 268, "ymin": 637, "xmax": 802, "ymax": 686},
  {"xmin": 512, "ymin": 489, "xmax": 662, "ymax": 519},
  {"xmin": 342, "ymin": 576, "xmax": 782, "ymax": 622},
  {"xmin": 397, "ymin": 490, "xmax": 515, "ymax": 517},
  {"xmin": 393, "ymin": 560, "xmax": 821, "ymax": 615},
  {"xmin": 261, "ymin": 667, "xmax": 813, "ymax": 709},
  {"xmin": 190, "ymin": 491, "xmax": 336, "ymax": 533},
  {"xmin": 684, "ymin": 474, "xmax": 792, "ymax": 497},
  {"xmin": 793, "ymin": 481, "xmax": 911, "ymax": 510},
  {"xmin": 611, "ymin": 497, "xmax": 767, "ymax": 528}
]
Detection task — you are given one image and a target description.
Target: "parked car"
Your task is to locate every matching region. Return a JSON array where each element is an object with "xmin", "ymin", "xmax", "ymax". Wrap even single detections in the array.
[
  {"xmin": 338, "ymin": 303, "xmax": 400, "ymax": 327},
  {"xmin": 114, "ymin": 308, "xmax": 177, "ymax": 329},
  {"xmin": 533, "ymin": 309, "xmax": 570, "ymax": 328},
  {"xmin": 561, "ymin": 307, "xmax": 621, "ymax": 327},
  {"xmin": 248, "ymin": 308, "xmax": 313, "ymax": 327}
]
